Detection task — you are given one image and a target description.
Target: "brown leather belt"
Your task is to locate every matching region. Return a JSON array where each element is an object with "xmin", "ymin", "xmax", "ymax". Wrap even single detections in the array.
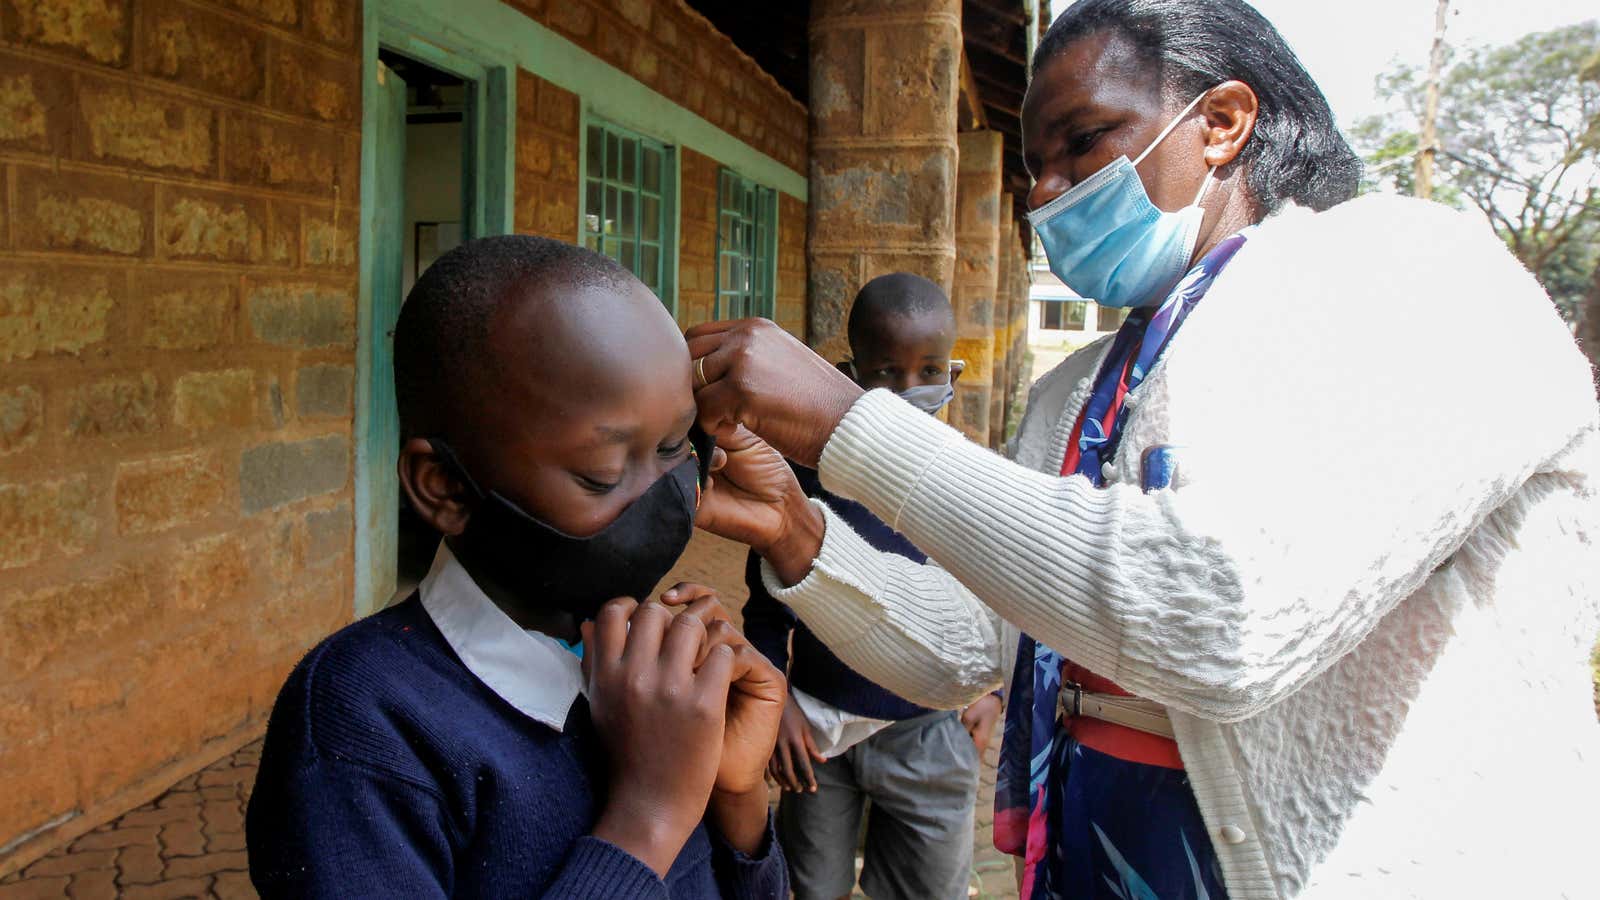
[{"xmin": 1055, "ymin": 681, "xmax": 1175, "ymax": 740}]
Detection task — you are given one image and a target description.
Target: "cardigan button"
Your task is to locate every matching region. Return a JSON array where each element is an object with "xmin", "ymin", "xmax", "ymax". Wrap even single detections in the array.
[{"xmin": 1219, "ymin": 825, "xmax": 1247, "ymax": 845}]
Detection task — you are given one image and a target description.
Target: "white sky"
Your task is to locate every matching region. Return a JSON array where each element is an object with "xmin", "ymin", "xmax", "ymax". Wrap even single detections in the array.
[{"xmin": 1046, "ymin": 0, "xmax": 1598, "ymax": 128}]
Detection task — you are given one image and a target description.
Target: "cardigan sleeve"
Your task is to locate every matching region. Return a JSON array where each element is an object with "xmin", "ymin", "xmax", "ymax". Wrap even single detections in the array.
[{"xmin": 768, "ymin": 197, "xmax": 1600, "ymax": 723}]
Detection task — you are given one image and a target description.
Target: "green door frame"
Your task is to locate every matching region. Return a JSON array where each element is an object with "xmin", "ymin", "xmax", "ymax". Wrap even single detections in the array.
[{"xmin": 355, "ymin": 0, "xmax": 516, "ymax": 617}]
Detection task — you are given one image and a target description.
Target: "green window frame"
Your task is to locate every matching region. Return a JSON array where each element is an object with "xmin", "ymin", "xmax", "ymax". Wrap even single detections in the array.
[
  {"xmin": 583, "ymin": 118, "xmax": 673, "ymax": 302},
  {"xmin": 715, "ymin": 168, "xmax": 778, "ymax": 320}
]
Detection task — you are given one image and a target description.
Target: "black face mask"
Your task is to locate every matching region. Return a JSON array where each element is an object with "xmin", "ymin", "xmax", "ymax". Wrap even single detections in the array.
[{"xmin": 430, "ymin": 427, "xmax": 715, "ymax": 621}]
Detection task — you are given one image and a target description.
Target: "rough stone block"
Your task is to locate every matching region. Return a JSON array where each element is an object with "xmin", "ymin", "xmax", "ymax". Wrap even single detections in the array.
[
  {"xmin": 0, "ymin": 474, "xmax": 96, "ymax": 569},
  {"xmin": 301, "ymin": 206, "xmax": 355, "ymax": 268},
  {"xmin": 537, "ymin": 181, "xmax": 576, "ymax": 240},
  {"xmin": 863, "ymin": 27, "xmax": 957, "ymax": 137},
  {"xmin": 174, "ymin": 368, "xmax": 255, "ymax": 431},
  {"xmin": 75, "ymin": 77, "xmax": 216, "ymax": 175},
  {"xmin": 304, "ymin": 504, "xmax": 349, "ymax": 564},
  {"xmin": 547, "ymin": 2, "xmax": 594, "ymax": 40},
  {"xmin": 270, "ymin": 40, "xmax": 357, "ymax": 122},
  {"xmin": 0, "ymin": 384, "xmax": 43, "ymax": 454},
  {"xmin": 0, "ymin": 566, "xmax": 151, "ymax": 677},
  {"xmin": 139, "ymin": 0, "xmax": 265, "ymax": 102},
  {"xmin": 225, "ymin": 112, "xmax": 349, "ymax": 194},
  {"xmin": 295, "ymin": 363, "xmax": 352, "ymax": 418},
  {"xmin": 0, "ymin": 53, "xmax": 73, "ymax": 155},
  {"xmin": 247, "ymin": 281, "xmax": 354, "ymax": 348},
  {"xmin": 518, "ymin": 132, "xmax": 553, "ymax": 176},
  {"xmin": 239, "ymin": 434, "xmax": 348, "ymax": 514},
  {"xmin": 114, "ymin": 451, "xmax": 224, "ymax": 534},
  {"xmin": 214, "ymin": 0, "xmax": 295, "ymax": 26},
  {"xmin": 138, "ymin": 276, "xmax": 235, "ymax": 350},
  {"xmin": 0, "ymin": 264, "xmax": 116, "ymax": 361},
  {"xmin": 14, "ymin": 166, "xmax": 151, "ymax": 256},
  {"xmin": 268, "ymin": 200, "xmax": 299, "ymax": 267},
  {"xmin": 810, "ymin": 148, "xmax": 955, "ymax": 244},
  {"xmin": 158, "ymin": 186, "xmax": 267, "ymax": 262},
  {"xmin": 66, "ymin": 371, "xmax": 159, "ymax": 437},
  {"xmin": 596, "ymin": 18, "xmax": 634, "ymax": 68},
  {"xmin": 305, "ymin": 0, "xmax": 356, "ymax": 49},
  {"xmin": 537, "ymin": 80, "xmax": 578, "ymax": 134},
  {"xmin": 173, "ymin": 532, "xmax": 251, "ymax": 612},
  {"xmin": 1, "ymin": 0, "xmax": 131, "ymax": 65}
]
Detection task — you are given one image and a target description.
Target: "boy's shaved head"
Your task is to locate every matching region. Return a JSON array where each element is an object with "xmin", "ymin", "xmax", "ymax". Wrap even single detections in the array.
[
  {"xmin": 845, "ymin": 273, "xmax": 955, "ymax": 353},
  {"xmin": 395, "ymin": 235, "xmax": 641, "ymax": 441}
]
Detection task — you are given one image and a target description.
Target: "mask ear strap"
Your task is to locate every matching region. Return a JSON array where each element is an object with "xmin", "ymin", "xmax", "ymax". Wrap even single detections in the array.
[
  {"xmin": 1191, "ymin": 164, "xmax": 1217, "ymax": 207},
  {"xmin": 1133, "ymin": 88, "xmax": 1212, "ymax": 167},
  {"xmin": 427, "ymin": 438, "xmax": 488, "ymax": 502}
]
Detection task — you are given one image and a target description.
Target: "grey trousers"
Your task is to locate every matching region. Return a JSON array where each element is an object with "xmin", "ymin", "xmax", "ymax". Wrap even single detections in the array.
[{"xmin": 776, "ymin": 710, "xmax": 980, "ymax": 900}]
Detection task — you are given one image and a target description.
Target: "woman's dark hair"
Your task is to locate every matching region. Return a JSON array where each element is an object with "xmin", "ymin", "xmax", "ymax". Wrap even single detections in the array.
[{"xmin": 1036, "ymin": 0, "xmax": 1362, "ymax": 213}]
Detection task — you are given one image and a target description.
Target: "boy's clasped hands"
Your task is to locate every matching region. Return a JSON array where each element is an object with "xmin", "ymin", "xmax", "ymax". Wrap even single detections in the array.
[{"xmin": 582, "ymin": 588, "xmax": 785, "ymax": 878}]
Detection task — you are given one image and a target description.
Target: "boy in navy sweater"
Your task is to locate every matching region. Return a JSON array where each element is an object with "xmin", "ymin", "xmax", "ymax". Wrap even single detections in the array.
[
  {"xmin": 246, "ymin": 236, "xmax": 788, "ymax": 899},
  {"xmin": 742, "ymin": 274, "xmax": 1003, "ymax": 900}
]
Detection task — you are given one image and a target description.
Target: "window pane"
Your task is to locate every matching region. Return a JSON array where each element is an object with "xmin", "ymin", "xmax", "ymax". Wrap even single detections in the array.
[
  {"xmin": 585, "ymin": 182, "xmax": 602, "ymax": 227},
  {"xmin": 643, "ymin": 148, "xmax": 661, "ymax": 193},
  {"xmin": 642, "ymin": 245, "xmax": 659, "ymax": 285},
  {"xmin": 642, "ymin": 195, "xmax": 659, "ymax": 241},
  {"xmin": 1042, "ymin": 302, "xmax": 1061, "ymax": 330},
  {"xmin": 606, "ymin": 133, "xmax": 620, "ymax": 179},
  {"xmin": 620, "ymin": 241, "xmax": 636, "ymax": 273},
  {"xmin": 1065, "ymin": 301, "xmax": 1086, "ymax": 329},
  {"xmin": 584, "ymin": 232, "xmax": 599, "ymax": 251},
  {"xmin": 586, "ymin": 126, "xmax": 603, "ymax": 176},
  {"xmin": 621, "ymin": 139, "xmax": 637, "ymax": 184},
  {"xmin": 619, "ymin": 191, "xmax": 636, "ymax": 238}
]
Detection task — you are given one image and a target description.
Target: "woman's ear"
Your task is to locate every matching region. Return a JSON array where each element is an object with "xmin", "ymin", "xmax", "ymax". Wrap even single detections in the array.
[
  {"xmin": 398, "ymin": 438, "xmax": 473, "ymax": 536},
  {"xmin": 1199, "ymin": 80, "xmax": 1259, "ymax": 169},
  {"xmin": 949, "ymin": 359, "xmax": 967, "ymax": 386},
  {"xmin": 835, "ymin": 360, "xmax": 857, "ymax": 379}
]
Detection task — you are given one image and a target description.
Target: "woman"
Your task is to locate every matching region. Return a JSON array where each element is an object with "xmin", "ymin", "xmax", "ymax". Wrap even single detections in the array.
[{"xmin": 686, "ymin": 1, "xmax": 1600, "ymax": 898}]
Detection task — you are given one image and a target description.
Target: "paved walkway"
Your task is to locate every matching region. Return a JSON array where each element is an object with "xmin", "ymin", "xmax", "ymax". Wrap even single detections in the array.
[{"xmin": 3, "ymin": 532, "xmax": 1016, "ymax": 899}]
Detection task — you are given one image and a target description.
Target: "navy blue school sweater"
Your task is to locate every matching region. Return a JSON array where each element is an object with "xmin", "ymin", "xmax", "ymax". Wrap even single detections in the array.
[
  {"xmin": 245, "ymin": 595, "xmax": 787, "ymax": 899},
  {"xmin": 742, "ymin": 465, "xmax": 933, "ymax": 722}
]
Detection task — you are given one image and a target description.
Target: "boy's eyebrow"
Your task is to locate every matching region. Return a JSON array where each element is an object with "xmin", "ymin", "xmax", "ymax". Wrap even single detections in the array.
[{"xmin": 592, "ymin": 424, "xmax": 636, "ymax": 444}]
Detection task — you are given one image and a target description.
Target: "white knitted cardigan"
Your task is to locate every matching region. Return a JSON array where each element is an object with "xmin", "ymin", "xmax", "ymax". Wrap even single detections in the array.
[{"xmin": 763, "ymin": 195, "xmax": 1600, "ymax": 899}]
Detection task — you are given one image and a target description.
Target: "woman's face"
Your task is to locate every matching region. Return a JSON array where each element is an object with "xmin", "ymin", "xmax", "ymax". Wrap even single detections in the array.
[{"xmin": 1021, "ymin": 30, "xmax": 1214, "ymax": 215}]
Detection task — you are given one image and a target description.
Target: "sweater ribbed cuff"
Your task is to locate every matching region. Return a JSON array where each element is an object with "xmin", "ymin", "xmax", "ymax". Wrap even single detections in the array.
[
  {"xmin": 543, "ymin": 836, "xmax": 669, "ymax": 899},
  {"xmin": 818, "ymin": 389, "xmax": 967, "ymax": 531},
  {"xmin": 710, "ymin": 809, "xmax": 788, "ymax": 899},
  {"xmin": 760, "ymin": 499, "xmax": 891, "ymax": 647}
]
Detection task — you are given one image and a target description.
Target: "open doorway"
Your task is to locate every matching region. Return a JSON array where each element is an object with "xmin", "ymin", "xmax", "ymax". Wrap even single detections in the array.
[{"xmin": 367, "ymin": 50, "xmax": 473, "ymax": 609}]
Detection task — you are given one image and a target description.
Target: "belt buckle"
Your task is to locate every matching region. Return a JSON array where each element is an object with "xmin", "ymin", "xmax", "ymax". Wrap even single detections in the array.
[{"xmin": 1057, "ymin": 681, "xmax": 1084, "ymax": 722}]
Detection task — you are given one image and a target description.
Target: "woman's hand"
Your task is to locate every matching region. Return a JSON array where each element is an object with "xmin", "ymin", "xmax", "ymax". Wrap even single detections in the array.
[
  {"xmin": 687, "ymin": 318, "xmax": 864, "ymax": 468},
  {"xmin": 960, "ymin": 693, "xmax": 1004, "ymax": 758},
  {"xmin": 695, "ymin": 425, "xmax": 826, "ymax": 586}
]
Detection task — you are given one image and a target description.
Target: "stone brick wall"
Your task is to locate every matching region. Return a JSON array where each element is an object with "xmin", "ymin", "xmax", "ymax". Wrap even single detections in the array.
[
  {"xmin": 502, "ymin": 0, "xmax": 806, "ymax": 176},
  {"xmin": 677, "ymin": 146, "xmax": 719, "ymax": 328},
  {"xmin": 0, "ymin": 0, "xmax": 360, "ymax": 872},
  {"xmin": 775, "ymin": 192, "xmax": 807, "ymax": 339},
  {"xmin": 503, "ymin": 1, "xmax": 810, "ymax": 341},
  {"xmin": 514, "ymin": 68, "xmax": 579, "ymax": 244}
]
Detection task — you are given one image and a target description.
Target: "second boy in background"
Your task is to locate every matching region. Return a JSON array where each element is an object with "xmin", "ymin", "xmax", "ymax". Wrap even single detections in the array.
[{"xmin": 743, "ymin": 273, "xmax": 1003, "ymax": 900}]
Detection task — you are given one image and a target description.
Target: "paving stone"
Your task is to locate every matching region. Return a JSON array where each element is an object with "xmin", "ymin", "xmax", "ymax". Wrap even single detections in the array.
[
  {"xmin": 71, "ymin": 826, "xmax": 159, "ymax": 852},
  {"xmin": 120, "ymin": 876, "xmax": 214, "ymax": 899},
  {"xmin": 207, "ymin": 830, "xmax": 246, "ymax": 853},
  {"xmin": 21, "ymin": 848, "xmax": 115, "ymax": 879},
  {"xmin": 0, "ymin": 876, "xmax": 73, "ymax": 899},
  {"xmin": 115, "ymin": 843, "xmax": 164, "ymax": 885},
  {"xmin": 66, "ymin": 867, "xmax": 118, "ymax": 900},
  {"xmin": 212, "ymin": 870, "xmax": 254, "ymax": 899},
  {"xmin": 160, "ymin": 819, "xmax": 206, "ymax": 857},
  {"xmin": 162, "ymin": 851, "xmax": 246, "ymax": 879}
]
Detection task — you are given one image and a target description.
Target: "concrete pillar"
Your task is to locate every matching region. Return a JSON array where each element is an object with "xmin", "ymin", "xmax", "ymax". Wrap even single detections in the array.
[
  {"xmin": 806, "ymin": 0, "xmax": 962, "ymax": 363},
  {"xmin": 949, "ymin": 129, "xmax": 1004, "ymax": 445},
  {"xmin": 990, "ymin": 197, "xmax": 1015, "ymax": 445}
]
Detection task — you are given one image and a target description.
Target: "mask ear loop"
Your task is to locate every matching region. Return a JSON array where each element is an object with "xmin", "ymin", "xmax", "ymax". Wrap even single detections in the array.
[
  {"xmin": 1132, "ymin": 88, "xmax": 1213, "ymax": 167},
  {"xmin": 427, "ymin": 438, "xmax": 488, "ymax": 503}
]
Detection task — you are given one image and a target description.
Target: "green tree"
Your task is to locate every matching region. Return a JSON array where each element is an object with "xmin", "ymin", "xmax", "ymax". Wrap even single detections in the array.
[{"xmin": 1353, "ymin": 22, "xmax": 1600, "ymax": 331}]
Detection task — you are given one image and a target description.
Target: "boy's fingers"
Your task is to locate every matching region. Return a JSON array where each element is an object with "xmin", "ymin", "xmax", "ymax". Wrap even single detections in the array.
[
  {"xmin": 774, "ymin": 741, "xmax": 797, "ymax": 792},
  {"xmin": 579, "ymin": 621, "xmax": 595, "ymax": 681},
  {"xmin": 659, "ymin": 582, "xmax": 717, "ymax": 606},
  {"xmin": 802, "ymin": 729, "xmax": 827, "ymax": 765},
  {"xmin": 591, "ymin": 597, "xmax": 638, "ymax": 669},
  {"xmin": 660, "ymin": 606, "xmax": 709, "ymax": 675},
  {"xmin": 795, "ymin": 750, "xmax": 816, "ymax": 793},
  {"xmin": 724, "ymin": 643, "xmax": 787, "ymax": 704},
  {"xmin": 621, "ymin": 600, "xmax": 672, "ymax": 664}
]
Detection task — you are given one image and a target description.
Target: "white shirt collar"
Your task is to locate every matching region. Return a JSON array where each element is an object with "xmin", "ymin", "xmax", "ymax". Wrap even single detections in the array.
[{"xmin": 419, "ymin": 541, "xmax": 585, "ymax": 732}]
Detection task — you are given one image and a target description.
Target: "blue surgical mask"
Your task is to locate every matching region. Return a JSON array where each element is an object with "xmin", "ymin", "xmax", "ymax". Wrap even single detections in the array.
[
  {"xmin": 1028, "ymin": 90, "xmax": 1217, "ymax": 309},
  {"xmin": 897, "ymin": 381, "xmax": 954, "ymax": 415}
]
